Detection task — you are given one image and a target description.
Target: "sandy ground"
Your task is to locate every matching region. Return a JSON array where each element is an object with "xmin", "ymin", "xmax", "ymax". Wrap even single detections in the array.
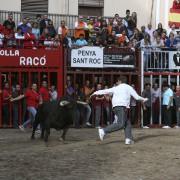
[{"xmin": 0, "ymin": 128, "xmax": 180, "ymax": 180}]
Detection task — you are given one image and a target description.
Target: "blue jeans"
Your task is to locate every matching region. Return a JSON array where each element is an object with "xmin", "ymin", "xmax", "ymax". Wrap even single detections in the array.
[{"xmin": 22, "ymin": 107, "xmax": 37, "ymax": 128}]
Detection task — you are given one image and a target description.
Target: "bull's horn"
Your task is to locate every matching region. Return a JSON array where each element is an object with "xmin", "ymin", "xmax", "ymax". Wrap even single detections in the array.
[
  {"xmin": 77, "ymin": 101, "xmax": 88, "ymax": 105},
  {"xmin": 59, "ymin": 100, "xmax": 70, "ymax": 106}
]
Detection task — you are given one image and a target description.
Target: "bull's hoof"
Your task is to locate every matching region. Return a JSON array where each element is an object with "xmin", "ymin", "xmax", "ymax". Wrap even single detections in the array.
[
  {"xmin": 59, "ymin": 137, "xmax": 65, "ymax": 142},
  {"xmin": 31, "ymin": 136, "xmax": 35, "ymax": 140}
]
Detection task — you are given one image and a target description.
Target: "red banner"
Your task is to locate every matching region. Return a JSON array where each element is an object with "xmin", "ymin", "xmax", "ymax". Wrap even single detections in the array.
[{"xmin": 0, "ymin": 48, "xmax": 63, "ymax": 68}]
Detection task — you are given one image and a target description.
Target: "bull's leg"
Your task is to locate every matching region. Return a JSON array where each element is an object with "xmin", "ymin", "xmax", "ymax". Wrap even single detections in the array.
[
  {"xmin": 31, "ymin": 118, "xmax": 39, "ymax": 140},
  {"xmin": 44, "ymin": 128, "xmax": 50, "ymax": 142},
  {"xmin": 41, "ymin": 127, "xmax": 45, "ymax": 139},
  {"xmin": 61, "ymin": 127, "xmax": 69, "ymax": 141}
]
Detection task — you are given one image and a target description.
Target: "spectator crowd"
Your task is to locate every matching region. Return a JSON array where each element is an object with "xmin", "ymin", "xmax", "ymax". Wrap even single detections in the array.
[{"xmin": 0, "ymin": 6, "xmax": 180, "ymax": 49}]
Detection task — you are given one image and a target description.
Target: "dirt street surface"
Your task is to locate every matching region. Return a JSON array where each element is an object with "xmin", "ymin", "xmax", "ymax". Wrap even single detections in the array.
[{"xmin": 0, "ymin": 128, "xmax": 180, "ymax": 180}]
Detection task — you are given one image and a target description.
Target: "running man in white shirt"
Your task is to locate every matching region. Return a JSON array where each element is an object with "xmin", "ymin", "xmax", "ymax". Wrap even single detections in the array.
[{"xmin": 91, "ymin": 76, "xmax": 148, "ymax": 145}]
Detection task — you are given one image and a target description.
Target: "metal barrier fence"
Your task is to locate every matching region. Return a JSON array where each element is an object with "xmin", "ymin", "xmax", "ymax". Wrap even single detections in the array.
[
  {"xmin": 141, "ymin": 48, "xmax": 180, "ymax": 127},
  {"xmin": 0, "ymin": 10, "xmax": 78, "ymax": 36},
  {"xmin": 0, "ymin": 46, "xmax": 64, "ymax": 128}
]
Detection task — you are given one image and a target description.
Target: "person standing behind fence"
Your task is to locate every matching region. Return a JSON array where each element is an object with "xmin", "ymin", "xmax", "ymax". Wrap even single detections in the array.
[
  {"xmin": 11, "ymin": 83, "xmax": 40, "ymax": 131},
  {"xmin": 151, "ymin": 83, "xmax": 160, "ymax": 125},
  {"xmin": 2, "ymin": 82, "xmax": 11, "ymax": 128},
  {"xmin": 92, "ymin": 83, "xmax": 104, "ymax": 128},
  {"xmin": 91, "ymin": 76, "xmax": 148, "ymax": 145},
  {"xmin": 174, "ymin": 85, "xmax": 180, "ymax": 128},
  {"xmin": 130, "ymin": 84, "xmax": 137, "ymax": 125},
  {"xmin": 162, "ymin": 83, "xmax": 173, "ymax": 128},
  {"xmin": 12, "ymin": 84, "xmax": 21, "ymax": 128},
  {"xmin": 142, "ymin": 83, "xmax": 152, "ymax": 128},
  {"xmin": 74, "ymin": 16, "xmax": 88, "ymax": 39},
  {"xmin": 49, "ymin": 85, "xmax": 58, "ymax": 101},
  {"xmin": 103, "ymin": 85, "xmax": 112, "ymax": 125},
  {"xmin": 39, "ymin": 80, "xmax": 50, "ymax": 103}
]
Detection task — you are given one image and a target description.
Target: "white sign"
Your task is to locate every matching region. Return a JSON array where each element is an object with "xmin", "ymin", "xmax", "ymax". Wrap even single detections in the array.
[
  {"xmin": 169, "ymin": 51, "xmax": 180, "ymax": 69},
  {"xmin": 71, "ymin": 46, "xmax": 104, "ymax": 68}
]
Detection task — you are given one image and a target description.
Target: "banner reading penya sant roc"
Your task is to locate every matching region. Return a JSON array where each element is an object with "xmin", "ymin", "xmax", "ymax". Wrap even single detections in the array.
[
  {"xmin": 169, "ymin": 51, "xmax": 180, "ymax": 69},
  {"xmin": 0, "ymin": 49, "xmax": 62, "ymax": 67},
  {"xmin": 71, "ymin": 46, "xmax": 104, "ymax": 68},
  {"xmin": 70, "ymin": 46, "xmax": 136, "ymax": 68}
]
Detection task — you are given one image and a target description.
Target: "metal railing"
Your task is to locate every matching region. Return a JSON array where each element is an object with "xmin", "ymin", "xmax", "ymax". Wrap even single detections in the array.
[{"xmin": 0, "ymin": 10, "xmax": 78, "ymax": 33}]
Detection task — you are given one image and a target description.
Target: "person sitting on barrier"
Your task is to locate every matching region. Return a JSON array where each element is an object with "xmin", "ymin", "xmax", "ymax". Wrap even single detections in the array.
[
  {"xmin": 23, "ymin": 27, "xmax": 36, "ymax": 49},
  {"xmin": 11, "ymin": 83, "xmax": 40, "ymax": 131},
  {"xmin": 152, "ymin": 35, "xmax": 164, "ymax": 49},
  {"xmin": 15, "ymin": 27, "xmax": 24, "ymax": 48},
  {"xmin": 53, "ymin": 35, "xmax": 61, "ymax": 48},
  {"xmin": 47, "ymin": 20, "xmax": 56, "ymax": 38},
  {"xmin": 2, "ymin": 82, "xmax": 11, "ymax": 128},
  {"xmin": 174, "ymin": 85, "xmax": 180, "ymax": 128},
  {"xmin": 117, "ymin": 30, "xmax": 129, "ymax": 47},
  {"xmin": 165, "ymin": 32, "xmax": 178, "ymax": 48},
  {"xmin": 32, "ymin": 22, "xmax": 40, "ymax": 40},
  {"xmin": 58, "ymin": 20, "xmax": 69, "ymax": 44},
  {"xmin": 74, "ymin": 16, "xmax": 88, "ymax": 39},
  {"xmin": 75, "ymin": 33, "xmax": 88, "ymax": 46},
  {"xmin": 161, "ymin": 30, "xmax": 168, "ymax": 45},
  {"xmin": 18, "ymin": 18, "xmax": 30, "ymax": 34},
  {"xmin": 3, "ymin": 23, "xmax": 15, "ymax": 47}
]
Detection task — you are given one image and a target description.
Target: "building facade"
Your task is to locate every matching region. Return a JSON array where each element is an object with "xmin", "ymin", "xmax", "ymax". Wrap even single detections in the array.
[{"xmin": 0, "ymin": 0, "xmax": 174, "ymax": 29}]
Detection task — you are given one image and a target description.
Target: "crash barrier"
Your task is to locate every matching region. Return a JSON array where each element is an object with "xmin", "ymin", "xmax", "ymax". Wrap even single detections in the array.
[
  {"xmin": 0, "ymin": 47, "xmax": 64, "ymax": 128},
  {"xmin": 141, "ymin": 47, "xmax": 180, "ymax": 71},
  {"xmin": 141, "ymin": 48, "xmax": 180, "ymax": 127},
  {"xmin": 64, "ymin": 46, "xmax": 141, "ymax": 127}
]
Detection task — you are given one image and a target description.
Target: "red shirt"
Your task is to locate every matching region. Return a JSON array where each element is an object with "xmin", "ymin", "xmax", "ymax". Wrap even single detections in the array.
[
  {"xmin": 25, "ymin": 89, "xmax": 39, "ymax": 108},
  {"xmin": 92, "ymin": 95, "xmax": 104, "ymax": 106},
  {"xmin": 39, "ymin": 87, "xmax": 50, "ymax": 102},
  {"xmin": 2, "ymin": 88, "xmax": 10, "ymax": 105},
  {"xmin": 24, "ymin": 32, "xmax": 36, "ymax": 48},
  {"xmin": 103, "ymin": 95, "xmax": 112, "ymax": 107}
]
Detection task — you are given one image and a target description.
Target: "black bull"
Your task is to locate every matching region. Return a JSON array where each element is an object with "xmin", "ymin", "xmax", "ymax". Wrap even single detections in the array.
[{"xmin": 31, "ymin": 98, "xmax": 89, "ymax": 142}]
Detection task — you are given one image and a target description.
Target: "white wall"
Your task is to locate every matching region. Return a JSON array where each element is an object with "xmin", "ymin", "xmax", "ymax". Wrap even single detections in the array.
[
  {"xmin": 104, "ymin": 0, "xmax": 174, "ymax": 29},
  {"xmin": 48, "ymin": 0, "xmax": 78, "ymax": 15},
  {"xmin": 0, "ymin": 0, "xmax": 21, "ymax": 11}
]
